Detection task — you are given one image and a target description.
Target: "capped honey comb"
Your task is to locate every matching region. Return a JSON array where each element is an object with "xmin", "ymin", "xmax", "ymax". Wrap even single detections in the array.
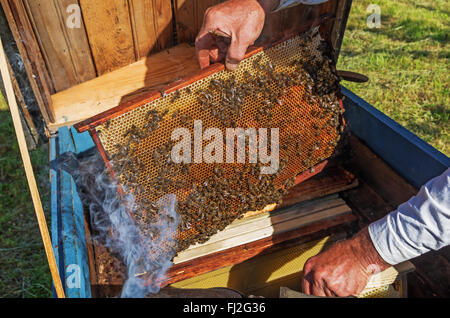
[{"xmin": 79, "ymin": 27, "xmax": 344, "ymax": 254}]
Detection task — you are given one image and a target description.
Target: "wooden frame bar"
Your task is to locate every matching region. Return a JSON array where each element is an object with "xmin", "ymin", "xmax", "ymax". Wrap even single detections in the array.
[
  {"xmin": 50, "ymin": 126, "xmax": 95, "ymax": 297},
  {"xmin": 343, "ymin": 87, "xmax": 450, "ymax": 188}
]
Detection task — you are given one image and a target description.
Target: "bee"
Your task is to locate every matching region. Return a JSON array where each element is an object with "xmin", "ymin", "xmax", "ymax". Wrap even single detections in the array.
[
  {"xmin": 170, "ymin": 90, "xmax": 181, "ymax": 103},
  {"xmin": 172, "ymin": 109, "xmax": 180, "ymax": 118}
]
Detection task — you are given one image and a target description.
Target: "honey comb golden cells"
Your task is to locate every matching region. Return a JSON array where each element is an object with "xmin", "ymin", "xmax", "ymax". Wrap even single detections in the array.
[{"xmin": 95, "ymin": 29, "xmax": 343, "ymax": 252}]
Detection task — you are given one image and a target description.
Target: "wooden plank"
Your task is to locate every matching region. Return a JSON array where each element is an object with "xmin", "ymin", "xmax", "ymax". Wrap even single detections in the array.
[
  {"xmin": 173, "ymin": 0, "xmax": 196, "ymax": 44},
  {"xmin": 49, "ymin": 43, "xmax": 198, "ymax": 130},
  {"xmin": 5, "ymin": 54, "xmax": 39, "ymax": 146},
  {"xmin": 258, "ymin": 7, "xmax": 283, "ymax": 44},
  {"xmin": 174, "ymin": 198, "xmax": 352, "ymax": 263},
  {"xmin": 56, "ymin": 127, "xmax": 91, "ymax": 298},
  {"xmin": 174, "ymin": 0, "xmax": 222, "ymax": 44},
  {"xmin": 341, "ymin": 181, "xmax": 394, "ymax": 224},
  {"xmin": 347, "ymin": 136, "xmax": 418, "ymax": 208},
  {"xmin": 23, "ymin": 0, "xmax": 96, "ymax": 92},
  {"xmin": 1, "ymin": 0, "xmax": 54, "ymax": 122},
  {"xmin": 163, "ymin": 213, "xmax": 357, "ymax": 286},
  {"xmin": 281, "ymin": 165, "xmax": 358, "ymax": 208},
  {"xmin": 343, "ymin": 87, "xmax": 450, "ymax": 188},
  {"xmin": 128, "ymin": 0, "xmax": 157, "ymax": 59},
  {"xmin": 330, "ymin": 0, "xmax": 352, "ymax": 61},
  {"xmin": 0, "ymin": 37, "xmax": 65, "ymax": 297},
  {"xmin": 128, "ymin": 0, "xmax": 174, "ymax": 59},
  {"xmin": 79, "ymin": 0, "xmax": 135, "ymax": 75},
  {"xmin": 176, "ymin": 196, "xmax": 344, "ymax": 257},
  {"xmin": 50, "ymin": 127, "xmax": 96, "ymax": 298},
  {"xmin": 150, "ymin": 0, "xmax": 173, "ymax": 51}
]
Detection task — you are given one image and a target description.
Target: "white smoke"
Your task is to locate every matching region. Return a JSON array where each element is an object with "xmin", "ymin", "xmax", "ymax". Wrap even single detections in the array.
[{"xmin": 67, "ymin": 152, "xmax": 179, "ymax": 298}]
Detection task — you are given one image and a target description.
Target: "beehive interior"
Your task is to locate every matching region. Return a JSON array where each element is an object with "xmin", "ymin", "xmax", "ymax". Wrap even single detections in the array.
[{"xmin": 93, "ymin": 27, "xmax": 344, "ymax": 253}]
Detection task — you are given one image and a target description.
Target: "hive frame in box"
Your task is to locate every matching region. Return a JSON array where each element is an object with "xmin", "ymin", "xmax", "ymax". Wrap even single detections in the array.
[
  {"xmin": 74, "ymin": 13, "xmax": 342, "ymax": 189},
  {"xmin": 73, "ymin": 19, "xmax": 347, "ymax": 268}
]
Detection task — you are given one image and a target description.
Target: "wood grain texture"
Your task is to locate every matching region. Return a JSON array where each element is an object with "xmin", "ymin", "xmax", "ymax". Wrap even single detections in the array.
[
  {"xmin": 173, "ymin": 197, "xmax": 352, "ymax": 264},
  {"xmin": 71, "ymin": 43, "xmax": 263, "ymax": 133},
  {"xmin": 174, "ymin": 0, "xmax": 223, "ymax": 44},
  {"xmin": 281, "ymin": 165, "xmax": 358, "ymax": 208},
  {"xmin": 23, "ymin": 0, "xmax": 96, "ymax": 91},
  {"xmin": 128, "ymin": 0, "xmax": 173, "ymax": 59},
  {"xmin": 1, "ymin": 0, "xmax": 54, "ymax": 122},
  {"xmin": 5, "ymin": 54, "xmax": 39, "ymax": 145},
  {"xmin": 162, "ymin": 213, "xmax": 357, "ymax": 287},
  {"xmin": 347, "ymin": 136, "xmax": 418, "ymax": 207},
  {"xmin": 50, "ymin": 43, "xmax": 198, "ymax": 130},
  {"xmin": 330, "ymin": 0, "xmax": 352, "ymax": 60},
  {"xmin": 79, "ymin": 0, "xmax": 135, "ymax": 75}
]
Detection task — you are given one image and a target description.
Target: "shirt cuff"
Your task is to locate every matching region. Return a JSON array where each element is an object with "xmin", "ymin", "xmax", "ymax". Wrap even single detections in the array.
[
  {"xmin": 368, "ymin": 214, "xmax": 421, "ymax": 265},
  {"xmin": 273, "ymin": 0, "xmax": 329, "ymax": 12}
]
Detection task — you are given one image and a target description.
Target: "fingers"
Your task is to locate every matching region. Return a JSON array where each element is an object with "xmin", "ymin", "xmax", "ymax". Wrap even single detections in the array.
[
  {"xmin": 226, "ymin": 37, "xmax": 250, "ymax": 71},
  {"xmin": 195, "ymin": 30, "xmax": 215, "ymax": 69},
  {"xmin": 301, "ymin": 275, "xmax": 311, "ymax": 295}
]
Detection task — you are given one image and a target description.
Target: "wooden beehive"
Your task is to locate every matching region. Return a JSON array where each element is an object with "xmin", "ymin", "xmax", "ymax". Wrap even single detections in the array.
[{"xmin": 0, "ymin": 0, "xmax": 351, "ymax": 133}]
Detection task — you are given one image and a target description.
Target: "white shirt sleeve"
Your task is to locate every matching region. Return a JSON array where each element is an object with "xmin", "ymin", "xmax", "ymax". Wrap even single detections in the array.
[
  {"xmin": 369, "ymin": 168, "xmax": 450, "ymax": 265},
  {"xmin": 274, "ymin": 0, "xmax": 329, "ymax": 12}
]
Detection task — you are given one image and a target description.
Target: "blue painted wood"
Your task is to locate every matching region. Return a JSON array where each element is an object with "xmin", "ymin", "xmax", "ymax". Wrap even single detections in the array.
[
  {"xmin": 50, "ymin": 126, "xmax": 95, "ymax": 298},
  {"xmin": 70, "ymin": 126, "xmax": 95, "ymax": 154},
  {"xmin": 50, "ymin": 136, "xmax": 65, "ymax": 297},
  {"xmin": 343, "ymin": 87, "xmax": 450, "ymax": 188}
]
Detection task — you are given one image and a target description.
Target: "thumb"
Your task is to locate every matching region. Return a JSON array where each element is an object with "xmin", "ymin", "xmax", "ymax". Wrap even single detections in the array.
[{"xmin": 226, "ymin": 37, "xmax": 249, "ymax": 71}]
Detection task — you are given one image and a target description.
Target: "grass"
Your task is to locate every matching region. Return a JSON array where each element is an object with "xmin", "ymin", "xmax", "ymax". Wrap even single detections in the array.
[
  {"xmin": 338, "ymin": 0, "xmax": 449, "ymax": 155},
  {"xmin": 0, "ymin": 0, "xmax": 448, "ymax": 298},
  {"xmin": 0, "ymin": 87, "xmax": 52, "ymax": 297}
]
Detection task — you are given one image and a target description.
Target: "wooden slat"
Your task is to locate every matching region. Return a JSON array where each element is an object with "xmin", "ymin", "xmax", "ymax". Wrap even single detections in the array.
[
  {"xmin": 1, "ymin": 0, "xmax": 54, "ymax": 122},
  {"xmin": 23, "ymin": 0, "xmax": 96, "ymax": 92},
  {"xmin": 174, "ymin": 0, "xmax": 223, "ymax": 44},
  {"xmin": 128, "ymin": 0, "xmax": 157, "ymax": 59},
  {"xmin": 281, "ymin": 165, "xmax": 358, "ymax": 208},
  {"xmin": 150, "ymin": 0, "xmax": 174, "ymax": 51},
  {"xmin": 0, "ymin": 37, "xmax": 65, "ymax": 297},
  {"xmin": 174, "ymin": 197, "xmax": 351, "ymax": 263},
  {"xmin": 79, "ymin": 0, "xmax": 135, "ymax": 75},
  {"xmin": 5, "ymin": 54, "xmax": 39, "ymax": 146},
  {"xmin": 347, "ymin": 136, "xmax": 418, "ymax": 207},
  {"xmin": 51, "ymin": 127, "xmax": 93, "ymax": 297},
  {"xmin": 128, "ymin": 0, "xmax": 174, "ymax": 59},
  {"xmin": 163, "ymin": 213, "xmax": 357, "ymax": 286},
  {"xmin": 173, "ymin": 0, "xmax": 196, "ymax": 44},
  {"xmin": 330, "ymin": 0, "xmax": 352, "ymax": 61},
  {"xmin": 49, "ymin": 43, "xmax": 198, "ymax": 131}
]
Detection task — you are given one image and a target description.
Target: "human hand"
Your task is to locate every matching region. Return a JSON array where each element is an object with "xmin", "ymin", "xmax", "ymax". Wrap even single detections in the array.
[
  {"xmin": 195, "ymin": 0, "xmax": 278, "ymax": 71},
  {"xmin": 301, "ymin": 227, "xmax": 391, "ymax": 297}
]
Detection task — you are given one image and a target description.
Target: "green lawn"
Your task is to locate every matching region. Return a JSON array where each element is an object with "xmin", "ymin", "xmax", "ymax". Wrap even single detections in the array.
[
  {"xmin": 0, "ymin": 91, "xmax": 52, "ymax": 297},
  {"xmin": 0, "ymin": 0, "xmax": 448, "ymax": 298},
  {"xmin": 338, "ymin": 0, "xmax": 449, "ymax": 155}
]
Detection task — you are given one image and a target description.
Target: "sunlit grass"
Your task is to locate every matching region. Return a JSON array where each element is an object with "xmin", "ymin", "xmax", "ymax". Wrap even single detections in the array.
[
  {"xmin": 0, "ymin": 83, "xmax": 51, "ymax": 297},
  {"xmin": 338, "ymin": 0, "xmax": 449, "ymax": 155}
]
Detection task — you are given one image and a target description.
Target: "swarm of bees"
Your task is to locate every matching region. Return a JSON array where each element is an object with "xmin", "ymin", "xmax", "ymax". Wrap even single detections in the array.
[{"xmin": 97, "ymin": 28, "xmax": 344, "ymax": 254}]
